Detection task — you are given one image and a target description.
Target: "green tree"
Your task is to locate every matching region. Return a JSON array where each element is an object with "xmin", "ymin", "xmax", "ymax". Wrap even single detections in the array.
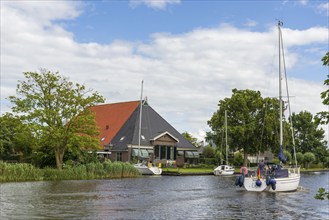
[
  {"xmin": 202, "ymin": 146, "xmax": 216, "ymax": 158},
  {"xmin": 214, "ymin": 149, "xmax": 223, "ymax": 165},
  {"xmin": 208, "ymin": 89, "xmax": 280, "ymax": 166},
  {"xmin": 206, "ymin": 130, "xmax": 225, "ymax": 163},
  {"xmin": 8, "ymin": 69, "xmax": 105, "ymax": 169},
  {"xmin": 296, "ymin": 152, "xmax": 304, "ymax": 166},
  {"xmin": 284, "ymin": 150, "xmax": 292, "ymax": 164},
  {"xmin": 292, "ymin": 111, "xmax": 326, "ymax": 154},
  {"xmin": 182, "ymin": 132, "xmax": 201, "ymax": 147},
  {"xmin": 303, "ymin": 152, "xmax": 316, "ymax": 168},
  {"xmin": 314, "ymin": 146, "xmax": 329, "ymax": 168},
  {"xmin": 0, "ymin": 113, "xmax": 35, "ymax": 162},
  {"xmin": 315, "ymin": 51, "xmax": 329, "ymax": 125},
  {"xmin": 233, "ymin": 152, "xmax": 244, "ymax": 166}
]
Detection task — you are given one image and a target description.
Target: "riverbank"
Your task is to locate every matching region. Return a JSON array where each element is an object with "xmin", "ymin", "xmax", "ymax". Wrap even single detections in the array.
[
  {"xmin": 0, "ymin": 161, "xmax": 140, "ymax": 182},
  {"xmin": 162, "ymin": 167, "xmax": 329, "ymax": 176},
  {"xmin": 162, "ymin": 167, "xmax": 213, "ymax": 175},
  {"xmin": 2, "ymin": 162, "xmax": 327, "ymax": 181}
]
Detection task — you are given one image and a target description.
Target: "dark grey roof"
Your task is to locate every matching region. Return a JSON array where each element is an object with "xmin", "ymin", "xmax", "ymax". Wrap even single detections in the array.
[{"xmin": 110, "ymin": 102, "xmax": 197, "ymax": 151}]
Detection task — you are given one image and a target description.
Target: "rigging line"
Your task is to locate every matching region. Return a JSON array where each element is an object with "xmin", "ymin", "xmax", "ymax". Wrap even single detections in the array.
[
  {"xmin": 280, "ymin": 24, "xmax": 298, "ymax": 166},
  {"xmin": 225, "ymin": 110, "xmax": 228, "ymax": 165},
  {"xmin": 220, "ymin": 125, "xmax": 224, "ymax": 164}
]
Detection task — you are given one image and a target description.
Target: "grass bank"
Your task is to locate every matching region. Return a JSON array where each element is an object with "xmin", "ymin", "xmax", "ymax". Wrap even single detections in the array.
[
  {"xmin": 0, "ymin": 161, "xmax": 140, "ymax": 182},
  {"xmin": 162, "ymin": 167, "xmax": 213, "ymax": 175}
]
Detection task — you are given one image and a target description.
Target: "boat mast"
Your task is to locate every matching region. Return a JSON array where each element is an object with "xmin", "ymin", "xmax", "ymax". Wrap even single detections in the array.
[
  {"xmin": 225, "ymin": 110, "xmax": 228, "ymax": 164},
  {"xmin": 138, "ymin": 80, "xmax": 143, "ymax": 152},
  {"xmin": 278, "ymin": 21, "xmax": 283, "ymax": 151},
  {"xmin": 280, "ymin": 22, "xmax": 298, "ymax": 166}
]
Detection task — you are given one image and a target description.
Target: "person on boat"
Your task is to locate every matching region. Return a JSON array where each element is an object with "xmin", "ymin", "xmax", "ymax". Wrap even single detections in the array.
[{"xmin": 259, "ymin": 160, "xmax": 265, "ymax": 171}]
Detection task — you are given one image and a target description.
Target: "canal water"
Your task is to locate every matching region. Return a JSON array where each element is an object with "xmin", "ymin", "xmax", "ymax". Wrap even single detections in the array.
[{"xmin": 1, "ymin": 172, "xmax": 328, "ymax": 219}]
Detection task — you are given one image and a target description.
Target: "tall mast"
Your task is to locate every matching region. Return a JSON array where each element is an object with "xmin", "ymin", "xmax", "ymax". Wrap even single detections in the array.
[
  {"xmin": 225, "ymin": 110, "xmax": 228, "ymax": 164},
  {"xmin": 278, "ymin": 21, "xmax": 283, "ymax": 149},
  {"xmin": 138, "ymin": 80, "xmax": 143, "ymax": 148},
  {"xmin": 280, "ymin": 22, "xmax": 298, "ymax": 166}
]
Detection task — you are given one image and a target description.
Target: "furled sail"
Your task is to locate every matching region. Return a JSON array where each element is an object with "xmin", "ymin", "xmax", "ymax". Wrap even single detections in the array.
[{"xmin": 278, "ymin": 145, "xmax": 286, "ymax": 164}]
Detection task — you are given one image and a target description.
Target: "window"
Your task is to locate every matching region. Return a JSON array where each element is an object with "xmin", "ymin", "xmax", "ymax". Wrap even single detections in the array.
[
  {"xmin": 116, "ymin": 152, "xmax": 122, "ymax": 161},
  {"xmin": 166, "ymin": 146, "xmax": 171, "ymax": 160},
  {"xmin": 161, "ymin": 146, "xmax": 166, "ymax": 159},
  {"xmin": 154, "ymin": 146, "xmax": 159, "ymax": 158}
]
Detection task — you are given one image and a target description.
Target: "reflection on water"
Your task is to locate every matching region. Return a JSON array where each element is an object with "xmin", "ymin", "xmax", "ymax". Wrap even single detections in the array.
[{"xmin": 1, "ymin": 172, "xmax": 328, "ymax": 219}]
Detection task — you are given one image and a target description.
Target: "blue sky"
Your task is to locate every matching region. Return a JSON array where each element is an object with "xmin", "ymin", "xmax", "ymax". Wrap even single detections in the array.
[
  {"xmin": 67, "ymin": 1, "xmax": 327, "ymax": 43},
  {"xmin": 63, "ymin": 0, "xmax": 327, "ymax": 82},
  {"xmin": 1, "ymin": 0, "xmax": 328, "ymax": 140}
]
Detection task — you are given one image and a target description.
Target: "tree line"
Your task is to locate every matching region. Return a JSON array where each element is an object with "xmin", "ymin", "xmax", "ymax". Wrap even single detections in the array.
[
  {"xmin": 1, "ymin": 53, "xmax": 329, "ymax": 170},
  {"xmin": 204, "ymin": 89, "xmax": 328, "ymax": 168},
  {"xmin": 197, "ymin": 52, "xmax": 329, "ymax": 168}
]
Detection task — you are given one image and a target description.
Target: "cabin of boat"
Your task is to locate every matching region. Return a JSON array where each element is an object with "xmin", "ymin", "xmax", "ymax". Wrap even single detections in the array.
[{"xmin": 214, "ymin": 165, "xmax": 235, "ymax": 176}]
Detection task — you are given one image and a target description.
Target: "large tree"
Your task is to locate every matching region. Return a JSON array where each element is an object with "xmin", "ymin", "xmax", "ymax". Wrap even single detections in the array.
[
  {"xmin": 9, "ymin": 69, "xmax": 105, "ymax": 169},
  {"xmin": 291, "ymin": 111, "xmax": 326, "ymax": 154},
  {"xmin": 316, "ymin": 51, "xmax": 329, "ymax": 125},
  {"xmin": 207, "ymin": 89, "xmax": 280, "ymax": 166}
]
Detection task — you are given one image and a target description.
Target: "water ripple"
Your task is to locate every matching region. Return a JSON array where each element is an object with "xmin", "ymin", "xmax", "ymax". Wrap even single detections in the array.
[{"xmin": 1, "ymin": 172, "xmax": 328, "ymax": 219}]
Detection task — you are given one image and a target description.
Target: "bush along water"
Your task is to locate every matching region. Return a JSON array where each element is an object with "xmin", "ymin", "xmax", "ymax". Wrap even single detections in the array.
[{"xmin": 0, "ymin": 160, "xmax": 140, "ymax": 182}]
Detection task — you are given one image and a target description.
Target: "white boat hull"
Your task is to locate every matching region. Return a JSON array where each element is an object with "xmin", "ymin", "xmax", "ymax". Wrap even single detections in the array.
[
  {"xmin": 134, "ymin": 163, "xmax": 162, "ymax": 175},
  {"xmin": 242, "ymin": 167, "xmax": 300, "ymax": 192},
  {"xmin": 214, "ymin": 170, "xmax": 234, "ymax": 176},
  {"xmin": 238, "ymin": 22, "xmax": 301, "ymax": 193},
  {"xmin": 214, "ymin": 165, "xmax": 235, "ymax": 176}
]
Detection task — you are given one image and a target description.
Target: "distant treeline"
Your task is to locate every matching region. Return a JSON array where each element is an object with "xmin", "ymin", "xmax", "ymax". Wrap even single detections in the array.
[{"xmin": 0, "ymin": 161, "xmax": 140, "ymax": 182}]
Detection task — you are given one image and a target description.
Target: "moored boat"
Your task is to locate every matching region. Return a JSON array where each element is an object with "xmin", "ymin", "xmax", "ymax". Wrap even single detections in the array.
[
  {"xmin": 134, "ymin": 81, "xmax": 162, "ymax": 175},
  {"xmin": 214, "ymin": 110, "xmax": 234, "ymax": 176},
  {"xmin": 134, "ymin": 161, "xmax": 162, "ymax": 175},
  {"xmin": 214, "ymin": 165, "xmax": 235, "ymax": 176}
]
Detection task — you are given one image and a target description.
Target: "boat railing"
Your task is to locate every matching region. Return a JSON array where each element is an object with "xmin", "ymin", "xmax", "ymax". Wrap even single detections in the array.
[
  {"xmin": 243, "ymin": 164, "xmax": 300, "ymax": 177},
  {"xmin": 286, "ymin": 165, "xmax": 300, "ymax": 175},
  {"xmin": 243, "ymin": 167, "xmax": 258, "ymax": 177}
]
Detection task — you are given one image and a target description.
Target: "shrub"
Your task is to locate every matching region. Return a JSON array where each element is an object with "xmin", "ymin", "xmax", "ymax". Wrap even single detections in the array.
[
  {"xmin": 0, "ymin": 161, "xmax": 139, "ymax": 182},
  {"xmin": 233, "ymin": 152, "xmax": 243, "ymax": 166}
]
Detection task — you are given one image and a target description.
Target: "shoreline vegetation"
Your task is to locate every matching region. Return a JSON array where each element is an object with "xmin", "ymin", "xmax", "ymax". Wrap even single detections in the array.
[
  {"xmin": 0, "ymin": 161, "xmax": 140, "ymax": 182},
  {"xmin": 1, "ymin": 162, "xmax": 328, "ymax": 183},
  {"xmin": 162, "ymin": 167, "xmax": 329, "ymax": 175}
]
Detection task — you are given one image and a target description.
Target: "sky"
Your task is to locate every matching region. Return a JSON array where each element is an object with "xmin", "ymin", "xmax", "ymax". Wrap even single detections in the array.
[{"xmin": 1, "ymin": 0, "xmax": 328, "ymax": 141}]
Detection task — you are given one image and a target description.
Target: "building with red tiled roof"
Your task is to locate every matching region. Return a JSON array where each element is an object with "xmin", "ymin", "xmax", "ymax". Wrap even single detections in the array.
[{"xmin": 90, "ymin": 100, "xmax": 199, "ymax": 165}]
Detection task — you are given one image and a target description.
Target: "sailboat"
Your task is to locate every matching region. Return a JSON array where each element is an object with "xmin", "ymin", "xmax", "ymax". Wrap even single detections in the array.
[
  {"xmin": 133, "ymin": 81, "xmax": 162, "ymax": 175},
  {"xmin": 236, "ymin": 21, "xmax": 300, "ymax": 192},
  {"xmin": 214, "ymin": 110, "xmax": 235, "ymax": 176}
]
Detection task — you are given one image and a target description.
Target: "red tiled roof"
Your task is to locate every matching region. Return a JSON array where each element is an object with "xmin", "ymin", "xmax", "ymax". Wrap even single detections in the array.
[{"xmin": 90, "ymin": 101, "xmax": 140, "ymax": 147}]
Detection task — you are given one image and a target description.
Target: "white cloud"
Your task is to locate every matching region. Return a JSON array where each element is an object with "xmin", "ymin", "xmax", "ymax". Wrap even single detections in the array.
[
  {"xmin": 299, "ymin": 0, "xmax": 308, "ymax": 6},
  {"xmin": 129, "ymin": 0, "xmax": 180, "ymax": 10},
  {"xmin": 1, "ymin": 2, "xmax": 328, "ymax": 141},
  {"xmin": 317, "ymin": 2, "xmax": 329, "ymax": 16},
  {"xmin": 244, "ymin": 19, "xmax": 258, "ymax": 27}
]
